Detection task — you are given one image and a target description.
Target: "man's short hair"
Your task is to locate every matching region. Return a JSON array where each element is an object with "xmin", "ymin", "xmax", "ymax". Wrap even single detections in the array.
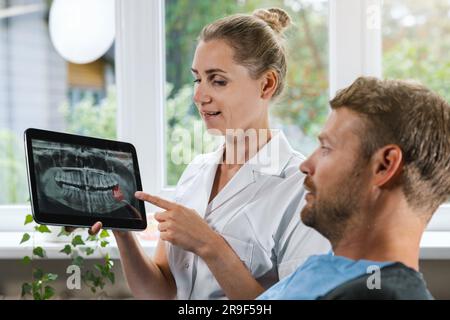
[{"xmin": 330, "ymin": 76, "xmax": 450, "ymax": 214}]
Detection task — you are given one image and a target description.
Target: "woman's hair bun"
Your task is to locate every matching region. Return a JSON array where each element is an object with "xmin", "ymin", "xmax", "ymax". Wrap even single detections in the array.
[{"xmin": 253, "ymin": 8, "xmax": 292, "ymax": 34}]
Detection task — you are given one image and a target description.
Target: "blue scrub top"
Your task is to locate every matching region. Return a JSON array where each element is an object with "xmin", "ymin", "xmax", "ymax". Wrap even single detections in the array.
[{"xmin": 258, "ymin": 252, "xmax": 393, "ymax": 300}]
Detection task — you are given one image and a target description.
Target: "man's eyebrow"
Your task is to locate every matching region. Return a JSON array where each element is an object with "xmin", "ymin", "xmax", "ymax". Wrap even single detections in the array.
[
  {"xmin": 190, "ymin": 68, "xmax": 227, "ymax": 75},
  {"xmin": 318, "ymin": 133, "xmax": 335, "ymax": 145}
]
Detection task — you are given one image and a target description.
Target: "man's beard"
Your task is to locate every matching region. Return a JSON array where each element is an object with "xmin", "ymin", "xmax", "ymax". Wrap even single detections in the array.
[{"xmin": 301, "ymin": 167, "xmax": 367, "ymax": 246}]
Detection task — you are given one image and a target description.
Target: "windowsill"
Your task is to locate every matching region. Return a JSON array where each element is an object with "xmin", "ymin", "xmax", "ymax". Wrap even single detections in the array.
[
  {"xmin": 419, "ymin": 231, "xmax": 450, "ymax": 259},
  {"xmin": 0, "ymin": 231, "xmax": 450, "ymax": 260},
  {"xmin": 0, "ymin": 232, "xmax": 157, "ymax": 260}
]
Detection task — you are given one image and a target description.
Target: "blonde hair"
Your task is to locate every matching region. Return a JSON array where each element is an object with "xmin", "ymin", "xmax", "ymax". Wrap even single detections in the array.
[{"xmin": 198, "ymin": 8, "xmax": 292, "ymax": 98}]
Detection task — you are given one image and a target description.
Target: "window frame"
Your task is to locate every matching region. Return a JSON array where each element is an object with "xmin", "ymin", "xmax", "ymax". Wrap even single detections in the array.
[{"xmin": 1, "ymin": 0, "xmax": 449, "ymax": 232}]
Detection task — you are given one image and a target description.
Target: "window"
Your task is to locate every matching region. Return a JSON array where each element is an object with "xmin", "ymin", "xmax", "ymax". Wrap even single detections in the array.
[
  {"xmin": 2, "ymin": 0, "xmax": 449, "ymax": 232},
  {"xmin": 383, "ymin": 0, "xmax": 449, "ymax": 102},
  {"xmin": 0, "ymin": 0, "xmax": 116, "ymax": 206},
  {"xmin": 382, "ymin": 0, "xmax": 450, "ymax": 225},
  {"xmin": 164, "ymin": 0, "xmax": 329, "ymax": 186}
]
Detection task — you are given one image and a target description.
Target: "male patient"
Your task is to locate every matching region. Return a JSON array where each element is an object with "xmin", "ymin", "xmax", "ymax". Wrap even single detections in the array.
[{"xmin": 259, "ymin": 76, "xmax": 450, "ymax": 299}]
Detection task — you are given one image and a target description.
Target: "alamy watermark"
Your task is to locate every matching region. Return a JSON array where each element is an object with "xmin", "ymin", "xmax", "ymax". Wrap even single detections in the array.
[
  {"xmin": 169, "ymin": 127, "xmax": 280, "ymax": 174},
  {"xmin": 366, "ymin": 265, "xmax": 382, "ymax": 290},
  {"xmin": 366, "ymin": 1, "xmax": 382, "ymax": 30},
  {"xmin": 66, "ymin": 265, "xmax": 81, "ymax": 290}
]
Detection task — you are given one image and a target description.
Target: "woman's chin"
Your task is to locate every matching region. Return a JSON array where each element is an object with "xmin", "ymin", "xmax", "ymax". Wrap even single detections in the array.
[{"xmin": 206, "ymin": 127, "xmax": 225, "ymax": 136}]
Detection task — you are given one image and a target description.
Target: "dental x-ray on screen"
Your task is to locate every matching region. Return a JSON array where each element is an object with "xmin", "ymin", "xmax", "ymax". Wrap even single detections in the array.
[{"xmin": 25, "ymin": 129, "xmax": 147, "ymax": 230}]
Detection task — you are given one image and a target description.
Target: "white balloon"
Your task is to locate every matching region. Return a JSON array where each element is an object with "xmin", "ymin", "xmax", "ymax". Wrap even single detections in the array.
[{"xmin": 49, "ymin": 0, "xmax": 115, "ymax": 64}]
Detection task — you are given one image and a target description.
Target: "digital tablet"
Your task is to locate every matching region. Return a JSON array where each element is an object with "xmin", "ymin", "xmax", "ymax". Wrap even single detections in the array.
[{"xmin": 24, "ymin": 128, "xmax": 147, "ymax": 231}]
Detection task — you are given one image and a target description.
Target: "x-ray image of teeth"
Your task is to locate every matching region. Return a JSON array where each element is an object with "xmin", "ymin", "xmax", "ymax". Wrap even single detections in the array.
[{"xmin": 32, "ymin": 139, "xmax": 140, "ymax": 219}]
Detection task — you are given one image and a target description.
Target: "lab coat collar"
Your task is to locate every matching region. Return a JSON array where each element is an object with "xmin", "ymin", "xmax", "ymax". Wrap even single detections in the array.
[
  {"xmin": 247, "ymin": 130, "xmax": 294, "ymax": 177},
  {"xmin": 200, "ymin": 129, "xmax": 294, "ymax": 176},
  {"xmin": 202, "ymin": 130, "xmax": 295, "ymax": 216}
]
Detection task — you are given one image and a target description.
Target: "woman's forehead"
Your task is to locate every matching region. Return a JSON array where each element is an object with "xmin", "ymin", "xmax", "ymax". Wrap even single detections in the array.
[{"xmin": 192, "ymin": 40, "xmax": 236, "ymax": 71}]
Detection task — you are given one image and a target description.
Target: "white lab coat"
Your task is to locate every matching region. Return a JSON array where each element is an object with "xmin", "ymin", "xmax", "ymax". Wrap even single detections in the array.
[{"xmin": 166, "ymin": 130, "xmax": 331, "ymax": 299}]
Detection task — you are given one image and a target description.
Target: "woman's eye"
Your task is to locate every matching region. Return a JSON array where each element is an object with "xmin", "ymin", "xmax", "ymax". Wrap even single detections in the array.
[
  {"xmin": 209, "ymin": 75, "xmax": 227, "ymax": 86},
  {"xmin": 213, "ymin": 80, "xmax": 227, "ymax": 86},
  {"xmin": 193, "ymin": 79, "xmax": 201, "ymax": 84}
]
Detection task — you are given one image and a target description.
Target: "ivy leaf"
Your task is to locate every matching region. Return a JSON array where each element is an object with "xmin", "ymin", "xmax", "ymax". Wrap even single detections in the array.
[
  {"xmin": 86, "ymin": 235, "xmax": 98, "ymax": 242},
  {"xmin": 33, "ymin": 268, "xmax": 44, "ymax": 280},
  {"xmin": 43, "ymin": 286, "xmax": 55, "ymax": 300},
  {"xmin": 99, "ymin": 229, "xmax": 110, "ymax": 239},
  {"xmin": 100, "ymin": 240, "xmax": 109, "ymax": 248},
  {"xmin": 94, "ymin": 277, "xmax": 105, "ymax": 289},
  {"xmin": 24, "ymin": 214, "xmax": 34, "ymax": 225},
  {"xmin": 84, "ymin": 247, "xmax": 95, "ymax": 256},
  {"xmin": 35, "ymin": 225, "xmax": 51, "ymax": 233},
  {"xmin": 107, "ymin": 271, "xmax": 115, "ymax": 284},
  {"xmin": 22, "ymin": 256, "xmax": 32, "ymax": 265},
  {"xmin": 71, "ymin": 235, "xmax": 85, "ymax": 247},
  {"xmin": 49, "ymin": 273, "xmax": 58, "ymax": 281},
  {"xmin": 57, "ymin": 227, "xmax": 71, "ymax": 237},
  {"xmin": 60, "ymin": 245, "xmax": 72, "ymax": 255},
  {"xmin": 21, "ymin": 283, "xmax": 32, "ymax": 297},
  {"xmin": 32, "ymin": 281, "xmax": 42, "ymax": 300},
  {"xmin": 33, "ymin": 291, "xmax": 42, "ymax": 300},
  {"xmin": 94, "ymin": 263, "xmax": 104, "ymax": 274},
  {"xmin": 33, "ymin": 247, "xmax": 45, "ymax": 258},
  {"xmin": 20, "ymin": 233, "xmax": 30, "ymax": 244},
  {"xmin": 83, "ymin": 270, "xmax": 95, "ymax": 282},
  {"xmin": 72, "ymin": 256, "xmax": 84, "ymax": 267},
  {"xmin": 43, "ymin": 273, "xmax": 58, "ymax": 282}
]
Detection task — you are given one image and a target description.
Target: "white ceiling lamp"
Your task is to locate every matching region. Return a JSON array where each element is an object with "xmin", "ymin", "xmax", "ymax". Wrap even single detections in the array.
[{"xmin": 49, "ymin": 0, "xmax": 115, "ymax": 64}]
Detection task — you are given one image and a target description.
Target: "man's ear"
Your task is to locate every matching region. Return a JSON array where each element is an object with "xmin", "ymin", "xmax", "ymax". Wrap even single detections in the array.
[
  {"xmin": 372, "ymin": 145, "xmax": 403, "ymax": 188},
  {"xmin": 261, "ymin": 70, "xmax": 278, "ymax": 100}
]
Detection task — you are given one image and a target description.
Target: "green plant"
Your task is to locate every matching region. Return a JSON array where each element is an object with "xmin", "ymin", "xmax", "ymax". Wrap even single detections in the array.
[
  {"xmin": 67, "ymin": 229, "xmax": 116, "ymax": 294},
  {"xmin": 20, "ymin": 215, "xmax": 58, "ymax": 300},
  {"xmin": 18, "ymin": 86, "xmax": 118, "ymax": 299},
  {"xmin": 19, "ymin": 214, "xmax": 115, "ymax": 299}
]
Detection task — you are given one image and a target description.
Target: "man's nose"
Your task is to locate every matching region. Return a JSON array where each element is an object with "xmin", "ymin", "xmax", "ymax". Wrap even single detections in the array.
[{"xmin": 300, "ymin": 156, "xmax": 314, "ymax": 176}]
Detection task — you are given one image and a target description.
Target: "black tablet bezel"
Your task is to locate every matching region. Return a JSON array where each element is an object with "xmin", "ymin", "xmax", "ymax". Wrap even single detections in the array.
[{"xmin": 24, "ymin": 128, "xmax": 147, "ymax": 231}]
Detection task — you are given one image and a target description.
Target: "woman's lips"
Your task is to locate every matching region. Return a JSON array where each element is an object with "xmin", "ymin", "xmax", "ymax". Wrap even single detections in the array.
[{"xmin": 202, "ymin": 111, "xmax": 222, "ymax": 120}]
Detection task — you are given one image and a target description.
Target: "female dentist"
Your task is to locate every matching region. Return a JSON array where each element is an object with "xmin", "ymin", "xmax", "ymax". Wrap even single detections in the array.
[{"xmin": 80, "ymin": 8, "xmax": 330, "ymax": 300}]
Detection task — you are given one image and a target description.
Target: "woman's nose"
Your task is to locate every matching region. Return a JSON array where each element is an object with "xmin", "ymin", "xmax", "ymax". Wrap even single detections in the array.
[{"xmin": 193, "ymin": 83, "xmax": 211, "ymax": 105}]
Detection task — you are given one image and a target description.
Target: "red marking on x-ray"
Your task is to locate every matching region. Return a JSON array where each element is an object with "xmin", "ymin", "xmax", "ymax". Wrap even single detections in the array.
[{"xmin": 112, "ymin": 185, "xmax": 124, "ymax": 202}]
